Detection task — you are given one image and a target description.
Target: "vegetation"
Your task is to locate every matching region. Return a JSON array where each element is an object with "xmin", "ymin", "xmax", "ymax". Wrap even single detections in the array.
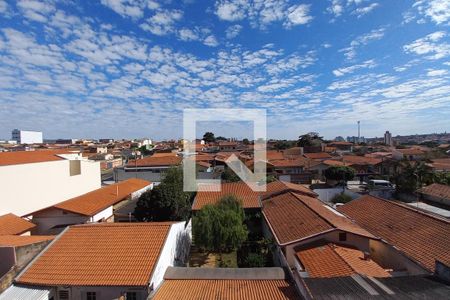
[
  {"xmin": 297, "ymin": 132, "xmax": 323, "ymax": 147},
  {"xmin": 216, "ymin": 136, "xmax": 227, "ymax": 141},
  {"xmin": 134, "ymin": 168, "xmax": 192, "ymax": 221},
  {"xmin": 324, "ymin": 166, "xmax": 356, "ymax": 185},
  {"xmin": 203, "ymin": 132, "xmax": 215, "ymax": 143},
  {"xmin": 393, "ymin": 160, "xmax": 435, "ymax": 194},
  {"xmin": 242, "ymin": 138, "xmax": 250, "ymax": 145},
  {"xmin": 274, "ymin": 140, "xmax": 295, "ymax": 150},
  {"xmin": 221, "ymin": 167, "xmax": 241, "ymax": 182},
  {"xmin": 237, "ymin": 238, "xmax": 274, "ymax": 268},
  {"xmin": 193, "ymin": 195, "xmax": 248, "ymax": 253},
  {"xmin": 331, "ymin": 193, "xmax": 353, "ymax": 204}
]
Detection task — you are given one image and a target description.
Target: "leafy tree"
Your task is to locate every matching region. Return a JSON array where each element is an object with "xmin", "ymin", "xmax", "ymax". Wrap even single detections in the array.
[
  {"xmin": 134, "ymin": 167, "xmax": 192, "ymax": 221},
  {"xmin": 274, "ymin": 140, "xmax": 295, "ymax": 150},
  {"xmin": 193, "ymin": 195, "xmax": 248, "ymax": 253},
  {"xmin": 324, "ymin": 166, "xmax": 355, "ymax": 184},
  {"xmin": 244, "ymin": 253, "xmax": 266, "ymax": 267},
  {"xmin": 331, "ymin": 193, "xmax": 352, "ymax": 204},
  {"xmin": 221, "ymin": 167, "xmax": 241, "ymax": 182},
  {"xmin": 393, "ymin": 160, "xmax": 433, "ymax": 194},
  {"xmin": 432, "ymin": 172, "xmax": 450, "ymax": 185},
  {"xmin": 203, "ymin": 132, "xmax": 215, "ymax": 143},
  {"xmin": 297, "ymin": 132, "xmax": 323, "ymax": 147},
  {"xmin": 216, "ymin": 136, "xmax": 227, "ymax": 141},
  {"xmin": 242, "ymin": 138, "xmax": 250, "ymax": 145}
]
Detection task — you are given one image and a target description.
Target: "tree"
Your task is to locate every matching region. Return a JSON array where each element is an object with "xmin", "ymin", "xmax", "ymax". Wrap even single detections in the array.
[
  {"xmin": 393, "ymin": 160, "xmax": 433, "ymax": 194},
  {"xmin": 331, "ymin": 193, "xmax": 352, "ymax": 204},
  {"xmin": 324, "ymin": 166, "xmax": 355, "ymax": 185},
  {"xmin": 242, "ymin": 138, "xmax": 250, "ymax": 145},
  {"xmin": 297, "ymin": 132, "xmax": 323, "ymax": 147},
  {"xmin": 216, "ymin": 136, "xmax": 227, "ymax": 141},
  {"xmin": 134, "ymin": 167, "xmax": 192, "ymax": 221},
  {"xmin": 193, "ymin": 195, "xmax": 248, "ymax": 253},
  {"xmin": 274, "ymin": 140, "xmax": 295, "ymax": 150},
  {"xmin": 221, "ymin": 168, "xmax": 241, "ymax": 182},
  {"xmin": 203, "ymin": 132, "xmax": 215, "ymax": 143}
]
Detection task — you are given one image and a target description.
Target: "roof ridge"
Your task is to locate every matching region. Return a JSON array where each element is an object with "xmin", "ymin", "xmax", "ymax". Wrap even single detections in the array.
[{"xmin": 290, "ymin": 192, "xmax": 338, "ymax": 229}]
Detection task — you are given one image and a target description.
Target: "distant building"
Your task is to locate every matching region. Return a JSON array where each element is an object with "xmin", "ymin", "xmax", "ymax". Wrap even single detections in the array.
[
  {"xmin": 347, "ymin": 136, "xmax": 366, "ymax": 143},
  {"xmin": 334, "ymin": 136, "xmax": 345, "ymax": 142},
  {"xmin": 384, "ymin": 131, "xmax": 393, "ymax": 146},
  {"xmin": 11, "ymin": 129, "xmax": 43, "ymax": 144}
]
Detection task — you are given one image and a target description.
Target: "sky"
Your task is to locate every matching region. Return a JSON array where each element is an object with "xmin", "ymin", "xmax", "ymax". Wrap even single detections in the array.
[{"xmin": 0, "ymin": 0, "xmax": 449, "ymax": 140}]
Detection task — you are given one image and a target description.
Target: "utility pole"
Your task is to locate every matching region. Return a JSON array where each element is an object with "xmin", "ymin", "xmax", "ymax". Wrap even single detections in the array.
[{"xmin": 357, "ymin": 121, "xmax": 360, "ymax": 144}]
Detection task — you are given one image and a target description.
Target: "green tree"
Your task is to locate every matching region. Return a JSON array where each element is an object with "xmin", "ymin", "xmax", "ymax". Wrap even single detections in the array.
[
  {"xmin": 242, "ymin": 138, "xmax": 250, "ymax": 145},
  {"xmin": 324, "ymin": 166, "xmax": 356, "ymax": 185},
  {"xmin": 193, "ymin": 195, "xmax": 247, "ymax": 253},
  {"xmin": 216, "ymin": 136, "xmax": 227, "ymax": 141},
  {"xmin": 221, "ymin": 168, "xmax": 241, "ymax": 182},
  {"xmin": 203, "ymin": 132, "xmax": 215, "ymax": 143},
  {"xmin": 297, "ymin": 132, "xmax": 323, "ymax": 147},
  {"xmin": 393, "ymin": 160, "xmax": 433, "ymax": 194},
  {"xmin": 331, "ymin": 193, "xmax": 353, "ymax": 204},
  {"xmin": 134, "ymin": 167, "xmax": 192, "ymax": 221}
]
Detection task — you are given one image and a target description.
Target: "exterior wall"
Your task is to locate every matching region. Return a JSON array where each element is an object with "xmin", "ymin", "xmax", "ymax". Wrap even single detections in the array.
[
  {"xmin": 92, "ymin": 206, "xmax": 113, "ymax": 222},
  {"xmin": 0, "ymin": 160, "xmax": 101, "ymax": 216},
  {"xmin": 12, "ymin": 130, "xmax": 43, "ymax": 144},
  {"xmin": 423, "ymin": 194, "xmax": 450, "ymax": 206},
  {"xmin": 313, "ymin": 188, "xmax": 361, "ymax": 204},
  {"xmin": 58, "ymin": 286, "xmax": 146, "ymax": 300},
  {"xmin": 369, "ymin": 239, "xmax": 428, "ymax": 275},
  {"xmin": 0, "ymin": 248, "xmax": 15, "ymax": 277},
  {"xmin": 115, "ymin": 167, "xmax": 166, "ymax": 184},
  {"xmin": 32, "ymin": 208, "xmax": 90, "ymax": 235},
  {"xmin": 149, "ymin": 221, "xmax": 192, "ymax": 294}
]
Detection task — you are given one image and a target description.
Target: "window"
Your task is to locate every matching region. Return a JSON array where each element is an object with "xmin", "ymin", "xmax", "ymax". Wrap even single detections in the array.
[
  {"xmin": 86, "ymin": 292, "xmax": 97, "ymax": 300},
  {"xmin": 339, "ymin": 232, "xmax": 347, "ymax": 241},
  {"xmin": 126, "ymin": 292, "xmax": 137, "ymax": 300},
  {"xmin": 58, "ymin": 290, "xmax": 69, "ymax": 300}
]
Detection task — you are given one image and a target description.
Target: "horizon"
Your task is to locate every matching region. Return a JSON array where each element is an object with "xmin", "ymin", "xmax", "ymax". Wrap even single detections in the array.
[{"xmin": 0, "ymin": 1, "xmax": 449, "ymax": 140}]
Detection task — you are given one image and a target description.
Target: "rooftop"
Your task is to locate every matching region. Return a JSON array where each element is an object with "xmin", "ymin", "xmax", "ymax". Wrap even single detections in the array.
[
  {"xmin": 0, "ymin": 213, "xmax": 36, "ymax": 235},
  {"xmin": 32, "ymin": 178, "xmax": 151, "ymax": 217},
  {"xmin": 303, "ymin": 152, "xmax": 332, "ymax": 160},
  {"xmin": 126, "ymin": 154, "xmax": 181, "ymax": 167},
  {"xmin": 16, "ymin": 222, "xmax": 174, "ymax": 287},
  {"xmin": 338, "ymin": 195, "xmax": 450, "ymax": 272},
  {"xmin": 395, "ymin": 148, "xmax": 425, "ymax": 155},
  {"xmin": 418, "ymin": 183, "xmax": 450, "ymax": 201},
  {"xmin": 0, "ymin": 149, "xmax": 75, "ymax": 166},
  {"xmin": 0, "ymin": 235, "xmax": 54, "ymax": 247}
]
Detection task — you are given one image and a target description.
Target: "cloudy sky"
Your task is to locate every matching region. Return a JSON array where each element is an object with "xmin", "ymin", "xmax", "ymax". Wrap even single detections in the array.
[{"xmin": 0, "ymin": 0, "xmax": 449, "ymax": 140}]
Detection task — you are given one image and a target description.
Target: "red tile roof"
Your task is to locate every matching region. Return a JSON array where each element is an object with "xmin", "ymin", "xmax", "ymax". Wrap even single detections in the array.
[
  {"xmin": 338, "ymin": 195, "xmax": 450, "ymax": 272},
  {"xmin": 153, "ymin": 279, "xmax": 299, "ymax": 300},
  {"xmin": 127, "ymin": 154, "xmax": 181, "ymax": 167},
  {"xmin": 269, "ymin": 158, "xmax": 307, "ymax": 168},
  {"xmin": 0, "ymin": 214, "xmax": 36, "ymax": 235},
  {"xmin": 262, "ymin": 192, "xmax": 374, "ymax": 245},
  {"xmin": 418, "ymin": 183, "xmax": 450, "ymax": 200},
  {"xmin": 396, "ymin": 148, "xmax": 425, "ymax": 155},
  {"xmin": 296, "ymin": 242, "xmax": 390, "ymax": 278},
  {"xmin": 16, "ymin": 222, "xmax": 174, "ymax": 286},
  {"xmin": 0, "ymin": 150, "xmax": 76, "ymax": 166},
  {"xmin": 0, "ymin": 235, "xmax": 54, "ymax": 247},
  {"xmin": 341, "ymin": 155, "xmax": 382, "ymax": 166},
  {"xmin": 193, "ymin": 182, "xmax": 261, "ymax": 210},
  {"xmin": 50, "ymin": 178, "xmax": 151, "ymax": 216},
  {"xmin": 303, "ymin": 152, "xmax": 332, "ymax": 160},
  {"xmin": 263, "ymin": 180, "xmax": 317, "ymax": 198}
]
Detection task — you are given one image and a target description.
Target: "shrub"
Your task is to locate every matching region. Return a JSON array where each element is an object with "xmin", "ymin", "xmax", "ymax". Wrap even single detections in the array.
[{"xmin": 331, "ymin": 193, "xmax": 352, "ymax": 204}]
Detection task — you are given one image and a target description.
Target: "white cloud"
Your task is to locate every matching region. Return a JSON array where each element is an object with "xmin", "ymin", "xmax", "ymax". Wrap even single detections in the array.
[
  {"xmin": 140, "ymin": 9, "xmax": 183, "ymax": 36},
  {"xmin": 414, "ymin": 0, "xmax": 450, "ymax": 25},
  {"xmin": 427, "ymin": 69, "xmax": 448, "ymax": 76},
  {"xmin": 340, "ymin": 28, "xmax": 385, "ymax": 60},
  {"xmin": 100, "ymin": 0, "xmax": 152, "ymax": 19},
  {"xmin": 203, "ymin": 35, "xmax": 219, "ymax": 47},
  {"xmin": 404, "ymin": 31, "xmax": 450, "ymax": 60},
  {"xmin": 17, "ymin": 0, "xmax": 55, "ymax": 23},
  {"xmin": 0, "ymin": 0, "xmax": 7, "ymax": 13},
  {"xmin": 352, "ymin": 3, "xmax": 379, "ymax": 18},
  {"xmin": 333, "ymin": 59, "xmax": 376, "ymax": 76},
  {"xmin": 215, "ymin": 0, "xmax": 246, "ymax": 21},
  {"xmin": 285, "ymin": 4, "xmax": 313, "ymax": 27},
  {"xmin": 225, "ymin": 25, "xmax": 243, "ymax": 39},
  {"xmin": 327, "ymin": 0, "xmax": 343, "ymax": 17},
  {"xmin": 178, "ymin": 28, "xmax": 200, "ymax": 41}
]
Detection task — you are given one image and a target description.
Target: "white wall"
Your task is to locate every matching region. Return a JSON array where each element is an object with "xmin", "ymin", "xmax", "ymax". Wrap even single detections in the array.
[
  {"xmin": 15, "ymin": 131, "xmax": 43, "ymax": 144},
  {"xmin": 0, "ymin": 160, "xmax": 101, "ymax": 216},
  {"xmin": 31, "ymin": 208, "xmax": 89, "ymax": 235},
  {"xmin": 149, "ymin": 221, "xmax": 192, "ymax": 293},
  {"xmin": 92, "ymin": 206, "xmax": 113, "ymax": 222}
]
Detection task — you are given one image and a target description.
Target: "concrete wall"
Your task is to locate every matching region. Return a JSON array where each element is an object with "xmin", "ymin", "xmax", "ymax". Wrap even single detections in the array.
[
  {"xmin": 313, "ymin": 188, "xmax": 361, "ymax": 203},
  {"xmin": 91, "ymin": 206, "xmax": 113, "ymax": 222},
  {"xmin": 0, "ymin": 159, "xmax": 101, "ymax": 216},
  {"xmin": 369, "ymin": 239, "xmax": 428, "ymax": 275},
  {"xmin": 0, "ymin": 248, "xmax": 15, "ymax": 277},
  {"xmin": 31, "ymin": 208, "xmax": 89, "ymax": 235},
  {"xmin": 58, "ymin": 286, "xmax": 146, "ymax": 300}
]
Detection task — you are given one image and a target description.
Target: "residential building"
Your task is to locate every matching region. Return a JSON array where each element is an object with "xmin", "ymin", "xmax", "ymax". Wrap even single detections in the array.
[
  {"xmin": 384, "ymin": 131, "xmax": 393, "ymax": 146},
  {"xmin": 218, "ymin": 141, "xmax": 238, "ymax": 151},
  {"xmin": 338, "ymin": 195, "xmax": 450, "ymax": 274},
  {"xmin": 11, "ymin": 129, "xmax": 43, "ymax": 144},
  {"xmin": 392, "ymin": 148, "xmax": 426, "ymax": 161},
  {"xmin": 328, "ymin": 141, "xmax": 353, "ymax": 153},
  {"xmin": 0, "ymin": 214, "xmax": 36, "ymax": 236},
  {"xmin": 427, "ymin": 158, "xmax": 450, "ymax": 172},
  {"xmin": 417, "ymin": 183, "xmax": 450, "ymax": 207},
  {"xmin": 11, "ymin": 222, "xmax": 191, "ymax": 300},
  {"xmin": 114, "ymin": 152, "xmax": 182, "ymax": 184},
  {"xmin": 0, "ymin": 150, "xmax": 101, "ymax": 216},
  {"xmin": 27, "ymin": 178, "xmax": 152, "ymax": 234},
  {"xmin": 152, "ymin": 267, "xmax": 300, "ymax": 300}
]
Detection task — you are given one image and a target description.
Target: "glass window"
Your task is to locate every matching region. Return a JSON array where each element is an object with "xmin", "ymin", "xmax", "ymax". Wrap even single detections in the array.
[{"xmin": 86, "ymin": 292, "xmax": 96, "ymax": 300}]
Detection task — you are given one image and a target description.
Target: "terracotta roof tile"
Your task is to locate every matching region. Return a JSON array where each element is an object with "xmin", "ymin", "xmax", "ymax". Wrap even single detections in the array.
[
  {"xmin": 51, "ymin": 178, "xmax": 151, "ymax": 216},
  {"xmin": 0, "ymin": 235, "xmax": 54, "ymax": 247},
  {"xmin": 262, "ymin": 192, "xmax": 374, "ymax": 245},
  {"xmin": 341, "ymin": 155, "xmax": 382, "ymax": 166},
  {"xmin": 193, "ymin": 182, "xmax": 261, "ymax": 210},
  {"xmin": 269, "ymin": 158, "xmax": 306, "ymax": 168},
  {"xmin": 418, "ymin": 183, "xmax": 450, "ymax": 201},
  {"xmin": 0, "ymin": 150, "xmax": 75, "ymax": 166},
  {"xmin": 0, "ymin": 214, "xmax": 36, "ymax": 235},
  {"xmin": 303, "ymin": 152, "xmax": 332, "ymax": 160},
  {"xmin": 127, "ymin": 155, "xmax": 181, "ymax": 167},
  {"xmin": 153, "ymin": 279, "xmax": 299, "ymax": 300},
  {"xmin": 396, "ymin": 148, "xmax": 425, "ymax": 155},
  {"xmin": 263, "ymin": 180, "xmax": 317, "ymax": 198},
  {"xmin": 296, "ymin": 242, "xmax": 390, "ymax": 278},
  {"xmin": 338, "ymin": 195, "xmax": 450, "ymax": 272},
  {"xmin": 16, "ymin": 222, "xmax": 173, "ymax": 286}
]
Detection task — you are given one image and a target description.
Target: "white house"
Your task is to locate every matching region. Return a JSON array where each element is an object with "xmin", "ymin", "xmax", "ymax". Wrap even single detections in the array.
[
  {"xmin": 27, "ymin": 178, "xmax": 153, "ymax": 235},
  {"xmin": 0, "ymin": 150, "xmax": 101, "ymax": 216},
  {"xmin": 9, "ymin": 222, "xmax": 192, "ymax": 300},
  {"xmin": 11, "ymin": 129, "xmax": 43, "ymax": 144}
]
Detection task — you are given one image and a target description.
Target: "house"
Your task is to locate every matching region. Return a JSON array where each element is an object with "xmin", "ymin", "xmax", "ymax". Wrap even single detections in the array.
[
  {"xmin": 417, "ymin": 183, "xmax": 450, "ymax": 207},
  {"xmin": 269, "ymin": 158, "xmax": 315, "ymax": 184},
  {"xmin": 27, "ymin": 178, "xmax": 152, "ymax": 234},
  {"xmin": 0, "ymin": 150, "xmax": 101, "ymax": 216},
  {"xmin": 261, "ymin": 191, "xmax": 376, "ymax": 267},
  {"xmin": 152, "ymin": 267, "xmax": 300, "ymax": 300},
  {"xmin": 303, "ymin": 152, "xmax": 332, "ymax": 161},
  {"xmin": 427, "ymin": 158, "xmax": 450, "ymax": 172},
  {"xmin": 0, "ymin": 214, "xmax": 36, "ymax": 236},
  {"xmin": 393, "ymin": 148, "xmax": 426, "ymax": 161},
  {"xmin": 218, "ymin": 141, "xmax": 238, "ymax": 151},
  {"xmin": 338, "ymin": 195, "xmax": 450, "ymax": 274},
  {"xmin": 12, "ymin": 222, "xmax": 191, "ymax": 300},
  {"xmin": 114, "ymin": 152, "xmax": 182, "ymax": 184},
  {"xmin": 328, "ymin": 142, "xmax": 353, "ymax": 153}
]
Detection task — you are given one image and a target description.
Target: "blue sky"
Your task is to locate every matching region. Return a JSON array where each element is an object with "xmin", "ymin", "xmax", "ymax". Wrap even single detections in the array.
[{"xmin": 0, "ymin": 0, "xmax": 449, "ymax": 140}]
